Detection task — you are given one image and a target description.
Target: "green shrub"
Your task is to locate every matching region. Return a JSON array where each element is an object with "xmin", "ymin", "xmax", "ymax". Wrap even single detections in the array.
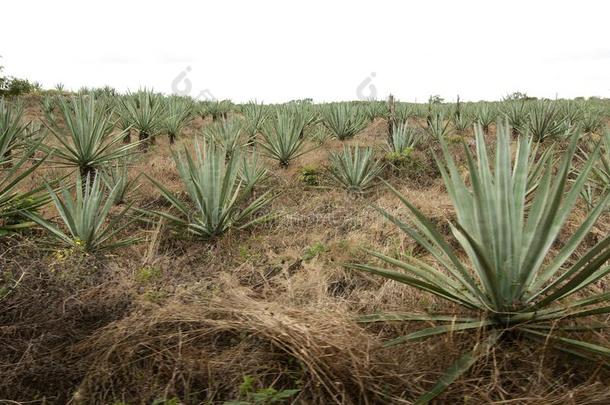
[
  {"xmin": 298, "ymin": 165, "xmax": 320, "ymax": 186},
  {"xmin": 303, "ymin": 242, "xmax": 327, "ymax": 261},
  {"xmin": 0, "ymin": 77, "xmax": 37, "ymax": 97},
  {"xmin": 224, "ymin": 375, "xmax": 300, "ymax": 405}
]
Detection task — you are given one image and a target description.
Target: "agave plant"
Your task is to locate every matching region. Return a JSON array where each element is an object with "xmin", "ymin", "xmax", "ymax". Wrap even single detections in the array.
[
  {"xmin": 163, "ymin": 97, "xmax": 193, "ymax": 144},
  {"xmin": 351, "ymin": 123, "xmax": 610, "ymax": 403},
  {"xmin": 41, "ymin": 95, "xmax": 56, "ymax": 119},
  {"xmin": 475, "ymin": 103, "xmax": 498, "ymax": 133},
  {"xmin": 452, "ymin": 111, "xmax": 475, "ymax": 133},
  {"xmin": 119, "ymin": 90, "xmax": 165, "ymax": 150},
  {"xmin": 25, "ymin": 174, "xmax": 140, "ymax": 252},
  {"xmin": 259, "ymin": 110, "xmax": 311, "ymax": 167},
  {"xmin": 580, "ymin": 129, "xmax": 610, "ymax": 199},
  {"xmin": 526, "ymin": 140, "xmax": 554, "ymax": 197},
  {"xmin": 0, "ymin": 98, "xmax": 29, "ymax": 164},
  {"xmin": 101, "ymin": 158, "xmax": 140, "ymax": 205},
  {"xmin": 308, "ymin": 124, "xmax": 332, "ymax": 145},
  {"xmin": 425, "ymin": 112, "xmax": 452, "ymax": 139},
  {"xmin": 560, "ymin": 100, "xmax": 584, "ymax": 129},
  {"xmin": 45, "ymin": 93, "xmax": 138, "ymax": 179},
  {"xmin": 241, "ymin": 101, "xmax": 268, "ymax": 143},
  {"xmin": 23, "ymin": 120, "xmax": 43, "ymax": 146},
  {"xmin": 112, "ymin": 100, "xmax": 134, "ymax": 143},
  {"xmin": 395, "ymin": 103, "xmax": 414, "ymax": 124},
  {"xmin": 203, "ymin": 118, "xmax": 246, "ymax": 159},
  {"xmin": 146, "ymin": 141, "xmax": 275, "ymax": 239},
  {"xmin": 328, "ymin": 146, "xmax": 383, "ymax": 193},
  {"xmin": 283, "ymin": 102, "xmax": 319, "ymax": 130},
  {"xmin": 0, "ymin": 144, "xmax": 50, "ymax": 236},
  {"xmin": 580, "ymin": 183, "xmax": 602, "ymax": 213},
  {"xmin": 198, "ymin": 100, "xmax": 232, "ymax": 121},
  {"xmin": 94, "ymin": 85, "xmax": 117, "ymax": 99},
  {"xmin": 526, "ymin": 101, "xmax": 565, "ymax": 142},
  {"xmin": 362, "ymin": 100, "xmax": 388, "ymax": 122},
  {"xmin": 581, "ymin": 110, "xmax": 603, "ymax": 134},
  {"xmin": 239, "ymin": 151, "xmax": 269, "ymax": 193},
  {"xmin": 503, "ymin": 100, "xmax": 528, "ymax": 135},
  {"xmin": 321, "ymin": 103, "xmax": 368, "ymax": 140},
  {"xmin": 388, "ymin": 122, "xmax": 419, "ymax": 154},
  {"xmin": 271, "ymin": 103, "xmax": 317, "ymax": 140},
  {"xmin": 412, "ymin": 103, "xmax": 430, "ymax": 119}
]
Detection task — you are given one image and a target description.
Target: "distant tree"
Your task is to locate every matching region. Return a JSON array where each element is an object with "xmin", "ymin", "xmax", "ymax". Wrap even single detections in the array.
[
  {"xmin": 504, "ymin": 91, "xmax": 536, "ymax": 101},
  {"xmin": 1, "ymin": 78, "xmax": 36, "ymax": 97},
  {"xmin": 289, "ymin": 98, "xmax": 313, "ymax": 104},
  {"xmin": 0, "ymin": 58, "xmax": 6, "ymax": 91},
  {"xmin": 0, "ymin": 56, "xmax": 37, "ymax": 97},
  {"xmin": 428, "ymin": 94, "xmax": 444, "ymax": 104}
]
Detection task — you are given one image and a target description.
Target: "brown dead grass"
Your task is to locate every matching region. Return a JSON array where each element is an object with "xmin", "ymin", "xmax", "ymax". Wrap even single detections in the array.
[{"xmin": 70, "ymin": 276, "xmax": 407, "ymax": 404}]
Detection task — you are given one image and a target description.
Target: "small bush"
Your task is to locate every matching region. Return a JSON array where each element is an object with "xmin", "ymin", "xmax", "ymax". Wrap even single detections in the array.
[{"xmin": 298, "ymin": 165, "xmax": 320, "ymax": 186}]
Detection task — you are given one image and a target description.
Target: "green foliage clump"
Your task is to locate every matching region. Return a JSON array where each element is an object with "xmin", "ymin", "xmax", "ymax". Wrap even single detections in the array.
[
  {"xmin": 302, "ymin": 241, "xmax": 327, "ymax": 261},
  {"xmin": 136, "ymin": 265, "xmax": 161, "ymax": 283},
  {"xmin": 224, "ymin": 375, "xmax": 300, "ymax": 405},
  {"xmin": 298, "ymin": 165, "xmax": 320, "ymax": 186}
]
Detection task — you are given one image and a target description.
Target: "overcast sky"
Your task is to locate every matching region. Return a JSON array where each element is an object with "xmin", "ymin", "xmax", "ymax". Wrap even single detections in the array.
[{"xmin": 2, "ymin": 0, "xmax": 609, "ymax": 103}]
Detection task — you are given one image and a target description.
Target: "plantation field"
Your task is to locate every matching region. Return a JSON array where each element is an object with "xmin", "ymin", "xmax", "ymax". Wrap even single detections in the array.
[{"xmin": 1, "ymin": 91, "xmax": 610, "ymax": 404}]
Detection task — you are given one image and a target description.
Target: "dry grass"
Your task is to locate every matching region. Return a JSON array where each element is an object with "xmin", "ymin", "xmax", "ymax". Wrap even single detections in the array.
[{"xmin": 70, "ymin": 277, "xmax": 406, "ymax": 404}]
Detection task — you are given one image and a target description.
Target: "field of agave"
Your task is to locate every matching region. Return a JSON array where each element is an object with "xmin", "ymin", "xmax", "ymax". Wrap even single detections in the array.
[{"xmin": 1, "ymin": 89, "xmax": 609, "ymax": 404}]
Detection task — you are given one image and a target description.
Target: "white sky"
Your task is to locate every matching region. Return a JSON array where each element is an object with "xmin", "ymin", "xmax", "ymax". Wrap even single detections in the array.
[{"xmin": 2, "ymin": 0, "xmax": 610, "ymax": 103}]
